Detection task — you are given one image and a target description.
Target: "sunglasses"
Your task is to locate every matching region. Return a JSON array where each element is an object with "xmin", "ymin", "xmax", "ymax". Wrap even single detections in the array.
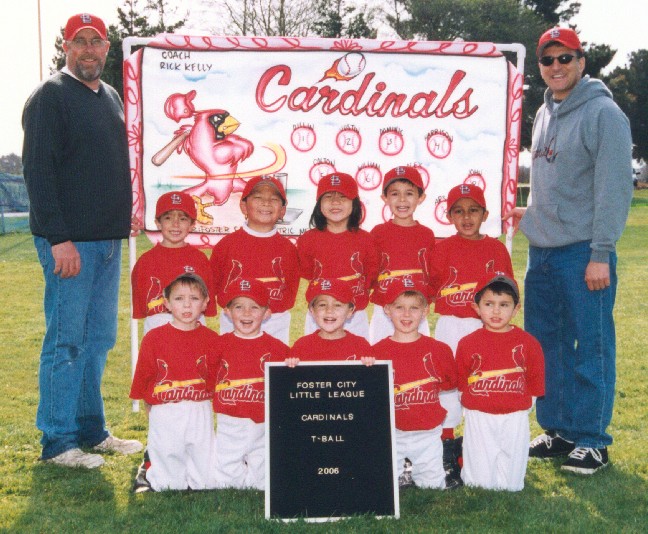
[{"xmin": 539, "ymin": 53, "xmax": 579, "ymax": 66}]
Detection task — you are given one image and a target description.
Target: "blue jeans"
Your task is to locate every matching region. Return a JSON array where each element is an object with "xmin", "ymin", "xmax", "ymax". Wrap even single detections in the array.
[
  {"xmin": 525, "ymin": 241, "xmax": 617, "ymax": 448},
  {"xmin": 34, "ymin": 237, "xmax": 122, "ymax": 459}
]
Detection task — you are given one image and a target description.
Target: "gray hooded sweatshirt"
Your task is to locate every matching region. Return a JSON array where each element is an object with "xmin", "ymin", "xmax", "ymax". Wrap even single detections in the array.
[{"xmin": 520, "ymin": 75, "xmax": 633, "ymax": 263}]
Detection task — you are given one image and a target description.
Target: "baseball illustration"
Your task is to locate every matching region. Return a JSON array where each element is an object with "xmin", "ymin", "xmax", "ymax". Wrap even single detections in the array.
[
  {"xmin": 464, "ymin": 171, "xmax": 486, "ymax": 190},
  {"xmin": 291, "ymin": 124, "xmax": 316, "ymax": 152},
  {"xmin": 336, "ymin": 126, "xmax": 362, "ymax": 155},
  {"xmin": 320, "ymin": 52, "xmax": 367, "ymax": 82},
  {"xmin": 379, "ymin": 128, "xmax": 404, "ymax": 156},
  {"xmin": 426, "ymin": 130, "xmax": 453, "ymax": 159},
  {"xmin": 434, "ymin": 197, "xmax": 452, "ymax": 225},
  {"xmin": 338, "ymin": 52, "xmax": 366, "ymax": 78},
  {"xmin": 413, "ymin": 164, "xmax": 431, "ymax": 189},
  {"xmin": 309, "ymin": 160, "xmax": 336, "ymax": 185},
  {"xmin": 355, "ymin": 164, "xmax": 382, "ymax": 191},
  {"xmin": 381, "ymin": 204, "xmax": 391, "ymax": 222}
]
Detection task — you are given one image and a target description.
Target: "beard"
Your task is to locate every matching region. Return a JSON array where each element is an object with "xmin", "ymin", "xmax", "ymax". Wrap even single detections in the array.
[{"xmin": 71, "ymin": 56, "xmax": 106, "ymax": 84}]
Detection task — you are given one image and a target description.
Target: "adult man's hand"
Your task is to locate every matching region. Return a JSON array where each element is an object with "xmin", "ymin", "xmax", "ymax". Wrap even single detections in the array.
[
  {"xmin": 52, "ymin": 241, "xmax": 81, "ymax": 278},
  {"xmin": 585, "ymin": 261, "xmax": 610, "ymax": 291},
  {"xmin": 502, "ymin": 207, "xmax": 526, "ymax": 234},
  {"xmin": 131, "ymin": 215, "xmax": 143, "ymax": 237}
]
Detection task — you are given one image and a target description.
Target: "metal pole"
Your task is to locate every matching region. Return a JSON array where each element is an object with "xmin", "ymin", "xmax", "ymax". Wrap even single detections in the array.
[
  {"xmin": 37, "ymin": 0, "xmax": 43, "ymax": 81},
  {"xmin": 124, "ymin": 37, "xmax": 154, "ymax": 412}
]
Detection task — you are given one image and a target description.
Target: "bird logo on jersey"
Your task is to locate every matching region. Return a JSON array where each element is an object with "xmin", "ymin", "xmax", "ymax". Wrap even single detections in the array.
[
  {"xmin": 145, "ymin": 265, "xmax": 198, "ymax": 313},
  {"xmin": 376, "ymin": 248, "xmax": 429, "ymax": 292},
  {"xmin": 466, "ymin": 345, "xmax": 526, "ymax": 396},
  {"xmin": 151, "ymin": 357, "xmax": 211, "ymax": 402},
  {"xmin": 255, "ymin": 257, "xmax": 286, "ymax": 301},
  {"xmin": 215, "ymin": 354, "xmax": 268, "ymax": 406},
  {"xmin": 335, "ymin": 251, "xmax": 365, "ymax": 296},
  {"xmin": 269, "ymin": 257, "xmax": 287, "ymax": 300},
  {"xmin": 438, "ymin": 260, "xmax": 495, "ymax": 306},
  {"xmin": 146, "ymin": 277, "xmax": 165, "ymax": 314},
  {"xmin": 393, "ymin": 353, "xmax": 442, "ymax": 410},
  {"xmin": 223, "ymin": 260, "xmax": 244, "ymax": 294},
  {"xmin": 224, "ymin": 258, "xmax": 286, "ymax": 302}
]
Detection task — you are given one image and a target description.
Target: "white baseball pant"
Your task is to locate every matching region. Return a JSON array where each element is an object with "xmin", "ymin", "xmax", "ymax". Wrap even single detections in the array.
[
  {"xmin": 434, "ymin": 315, "xmax": 483, "ymax": 428},
  {"xmin": 147, "ymin": 400, "xmax": 218, "ymax": 491},
  {"xmin": 214, "ymin": 413, "xmax": 265, "ymax": 490},
  {"xmin": 395, "ymin": 426, "xmax": 445, "ymax": 489},
  {"xmin": 462, "ymin": 408, "xmax": 531, "ymax": 491}
]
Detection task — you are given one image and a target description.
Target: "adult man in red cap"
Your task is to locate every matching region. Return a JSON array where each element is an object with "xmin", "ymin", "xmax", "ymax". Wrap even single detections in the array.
[
  {"xmin": 22, "ymin": 14, "xmax": 142, "ymax": 468},
  {"xmin": 505, "ymin": 27, "xmax": 633, "ymax": 475}
]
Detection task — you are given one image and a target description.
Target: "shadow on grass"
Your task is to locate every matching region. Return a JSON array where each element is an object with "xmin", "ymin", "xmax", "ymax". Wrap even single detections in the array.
[
  {"xmin": 9, "ymin": 455, "xmax": 648, "ymax": 532},
  {"xmin": 124, "ymin": 484, "xmax": 271, "ymax": 532},
  {"xmin": 11, "ymin": 461, "xmax": 117, "ymax": 532},
  {"xmin": 390, "ymin": 458, "xmax": 648, "ymax": 532}
]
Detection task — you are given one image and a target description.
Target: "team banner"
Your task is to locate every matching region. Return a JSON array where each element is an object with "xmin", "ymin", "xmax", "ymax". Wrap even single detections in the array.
[{"xmin": 124, "ymin": 35, "xmax": 523, "ymax": 247}]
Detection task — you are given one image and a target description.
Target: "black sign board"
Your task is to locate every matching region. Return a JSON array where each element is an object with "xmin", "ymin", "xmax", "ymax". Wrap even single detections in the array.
[{"xmin": 265, "ymin": 361, "xmax": 398, "ymax": 522}]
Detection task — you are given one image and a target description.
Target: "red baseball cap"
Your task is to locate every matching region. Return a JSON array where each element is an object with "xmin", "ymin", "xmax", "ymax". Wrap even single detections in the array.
[
  {"xmin": 241, "ymin": 175, "xmax": 287, "ymax": 204},
  {"xmin": 446, "ymin": 183, "xmax": 486, "ymax": 211},
  {"xmin": 537, "ymin": 27, "xmax": 583, "ymax": 57},
  {"xmin": 383, "ymin": 166, "xmax": 424, "ymax": 193},
  {"xmin": 224, "ymin": 278, "xmax": 269, "ymax": 307},
  {"xmin": 317, "ymin": 173, "xmax": 358, "ymax": 200},
  {"xmin": 473, "ymin": 273, "xmax": 519, "ymax": 301},
  {"xmin": 383, "ymin": 278, "xmax": 430, "ymax": 305},
  {"xmin": 64, "ymin": 13, "xmax": 107, "ymax": 41},
  {"xmin": 155, "ymin": 191, "xmax": 197, "ymax": 220},
  {"xmin": 306, "ymin": 278, "xmax": 355, "ymax": 306}
]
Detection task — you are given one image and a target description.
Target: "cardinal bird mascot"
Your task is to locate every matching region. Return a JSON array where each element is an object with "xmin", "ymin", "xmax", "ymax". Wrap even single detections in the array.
[{"xmin": 153, "ymin": 90, "xmax": 254, "ymax": 208}]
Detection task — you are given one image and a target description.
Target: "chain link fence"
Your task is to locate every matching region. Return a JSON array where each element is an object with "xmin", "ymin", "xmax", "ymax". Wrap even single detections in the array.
[{"xmin": 0, "ymin": 173, "xmax": 29, "ymax": 234}]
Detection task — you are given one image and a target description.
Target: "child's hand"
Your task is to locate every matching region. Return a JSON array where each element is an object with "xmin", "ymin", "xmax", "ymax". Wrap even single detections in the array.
[
  {"xmin": 361, "ymin": 356, "xmax": 375, "ymax": 366},
  {"xmin": 144, "ymin": 401, "xmax": 152, "ymax": 416},
  {"xmin": 285, "ymin": 357, "xmax": 300, "ymax": 368}
]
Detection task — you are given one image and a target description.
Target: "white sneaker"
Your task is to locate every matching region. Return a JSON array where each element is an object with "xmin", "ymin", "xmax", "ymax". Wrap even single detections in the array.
[
  {"xmin": 47, "ymin": 448, "xmax": 105, "ymax": 469},
  {"xmin": 93, "ymin": 435, "xmax": 143, "ymax": 455}
]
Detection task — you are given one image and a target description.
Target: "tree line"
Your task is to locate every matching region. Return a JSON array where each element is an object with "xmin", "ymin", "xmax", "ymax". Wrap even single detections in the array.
[{"xmin": 2, "ymin": 0, "xmax": 643, "ymax": 169}]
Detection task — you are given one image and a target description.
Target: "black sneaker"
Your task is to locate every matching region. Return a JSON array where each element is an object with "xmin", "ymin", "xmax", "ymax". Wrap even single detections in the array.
[
  {"xmin": 132, "ymin": 460, "xmax": 153, "ymax": 493},
  {"xmin": 442, "ymin": 437, "xmax": 464, "ymax": 489},
  {"xmin": 561, "ymin": 447, "xmax": 609, "ymax": 475},
  {"xmin": 398, "ymin": 457, "xmax": 417, "ymax": 489},
  {"xmin": 529, "ymin": 431, "xmax": 575, "ymax": 458}
]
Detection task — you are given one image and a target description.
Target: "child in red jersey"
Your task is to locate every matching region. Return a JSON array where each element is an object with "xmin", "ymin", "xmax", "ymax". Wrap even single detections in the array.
[
  {"xmin": 131, "ymin": 191, "xmax": 216, "ymax": 333},
  {"xmin": 210, "ymin": 176, "xmax": 299, "ymax": 344},
  {"xmin": 130, "ymin": 274, "xmax": 221, "ymax": 491},
  {"xmin": 297, "ymin": 172, "xmax": 378, "ymax": 340},
  {"xmin": 207, "ymin": 277, "xmax": 289, "ymax": 490},
  {"xmin": 370, "ymin": 166, "xmax": 435, "ymax": 343},
  {"xmin": 372, "ymin": 279, "xmax": 457, "ymax": 489},
  {"xmin": 428, "ymin": 183, "xmax": 514, "ymax": 488},
  {"xmin": 287, "ymin": 279, "xmax": 375, "ymax": 367},
  {"xmin": 457, "ymin": 274, "xmax": 544, "ymax": 491},
  {"xmin": 131, "ymin": 192, "xmax": 216, "ymax": 492}
]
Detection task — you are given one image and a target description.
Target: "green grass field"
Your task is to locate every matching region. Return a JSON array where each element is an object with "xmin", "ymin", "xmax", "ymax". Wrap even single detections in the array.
[{"xmin": 1, "ymin": 192, "xmax": 647, "ymax": 532}]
